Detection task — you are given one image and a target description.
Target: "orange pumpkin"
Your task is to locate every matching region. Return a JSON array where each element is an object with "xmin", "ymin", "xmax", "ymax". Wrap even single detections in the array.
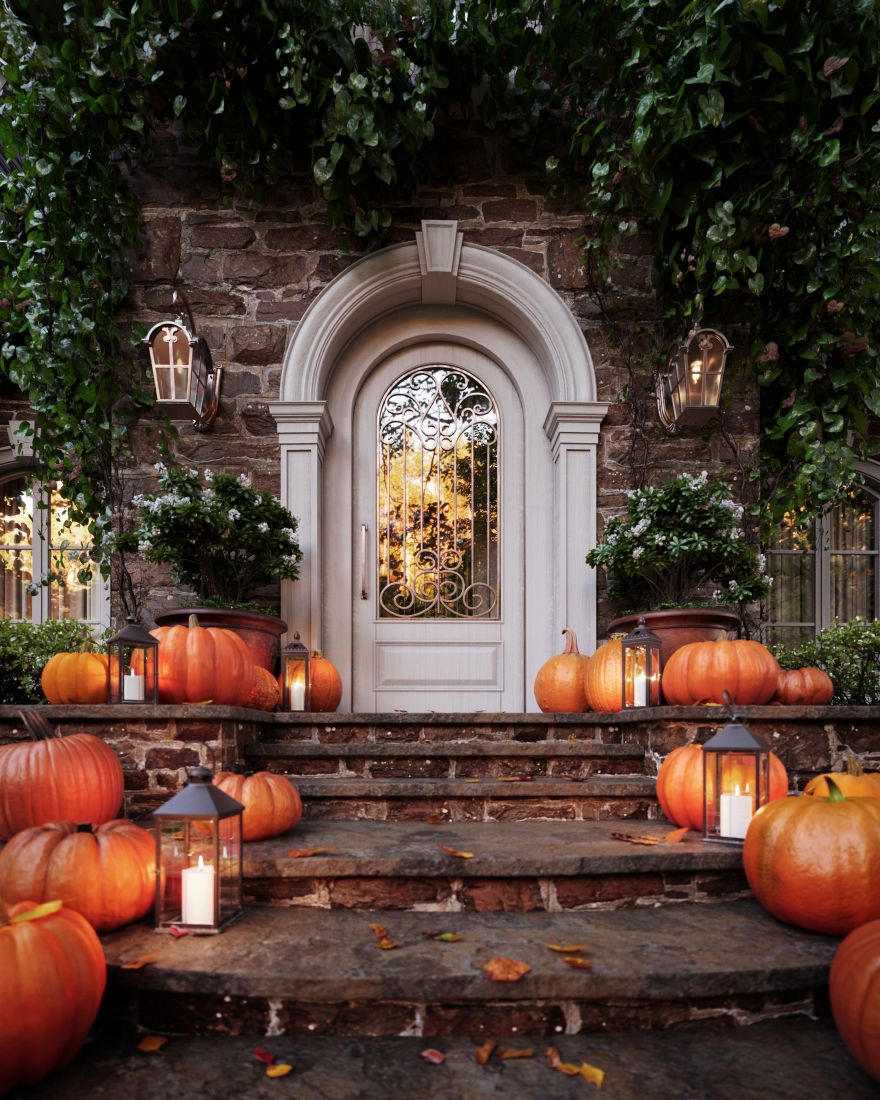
[
  {"xmin": 308, "ymin": 651, "xmax": 343, "ymax": 712},
  {"xmin": 656, "ymin": 742, "xmax": 788, "ymax": 830},
  {"xmin": 40, "ymin": 646, "xmax": 109, "ymax": 705},
  {"xmin": 0, "ymin": 898, "xmax": 106, "ymax": 1095},
  {"xmin": 150, "ymin": 613, "xmax": 256, "ymax": 706},
  {"xmin": 533, "ymin": 628, "xmax": 591, "ymax": 713},
  {"xmin": 829, "ymin": 918, "xmax": 880, "ymax": 1083},
  {"xmin": 774, "ymin": 666, "xmax": 834, "ymax": 705},
  {"xmin": 660, "ymin": 639, "xmax": 780, "ymax": 706},
  {"xmin": 213, "ymin": 771, "xmax": 303, "ymax": 841},
  {"xmin": 0, "ymin": 819, "xmax": 155, "ymax": 933},
  {"xmin": 582, "ymin": 635, "xmax": 624, "ymax": 712},
  {"xmin": 0, "ymin": 709, "xmax": 124, "ymax": 840},
  {"xmin": 246, "ymin": 665, "xmax": 282, "ymax": 711},
  {"xmin": 743, "ymin": 779, "xmax": 880, "ymax": 935},
  {"xmin": 803, "ymin": 756, "xmax": 880, "ymax": 800}
]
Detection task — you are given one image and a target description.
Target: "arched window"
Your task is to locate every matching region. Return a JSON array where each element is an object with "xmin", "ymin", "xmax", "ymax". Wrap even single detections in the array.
[
  {"xmin": 763, "ymin": 484, "xmax": 879, "ymax": 645},
  {"xmin": 0, "ymin": 471, "xmax": 108, "ymax": 628}
]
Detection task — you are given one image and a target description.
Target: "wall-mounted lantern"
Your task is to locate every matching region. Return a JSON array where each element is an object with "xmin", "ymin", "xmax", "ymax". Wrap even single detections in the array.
[
  {"xmin": 656, "ymin": 327, "xmax": 732, "ymax": 433},
  {"xmin": 143, "ymin": 305, "xmax": 222, "ymax": 431}
]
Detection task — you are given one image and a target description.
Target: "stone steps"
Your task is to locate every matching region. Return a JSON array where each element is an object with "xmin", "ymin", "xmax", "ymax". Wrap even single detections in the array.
[
  {"xmin": 100, "ymin": 899, "xmax": 839, "ymax": 1039},
  {"xmin": 241, "ymin": 819, "xmax": 748, "ymax": 911},
  {"xmin": 17, "ymin": 1019, "xmax": 878, "ymax": 1099}
]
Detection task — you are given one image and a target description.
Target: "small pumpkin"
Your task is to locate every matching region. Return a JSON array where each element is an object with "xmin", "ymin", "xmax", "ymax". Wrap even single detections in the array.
[
  {"xmin": 213, "ymin": 771, "xmax": 303, "ymax": 841},
  {"xmin": 40, "ymin": 645, "xmax": 109, "ymax": 705},
  {"xmin": 308, "ymin": 651, "xmax": 343, "ymax": 712},
  {"xmin": 743, "ymin": 778, "xmax": 880, "ymax": 935},
  {"xmin": 246, "ymin": 665, "xmax": 282, "ymax": 711},
  {"xmin": 774, "ymin": 666, "xmax": 834, "ymax": 706},
  {"xmin": 533, "ymin": 627, "xmax": 591, "ymax": 713},
  {"xmin": 829, "ymin": 918, "xmax": 880, "ymax": 1083},
  {"xmin": 660, "ymin": 639, "xmax": 780, "ymax": 706},
  {"xmin": 656, "ymin": 742, "xmax": 788, "ymax": 831},
  {"xmin": 150, "ymin": 613, "xmax": 256, "ymax": 706},
  {"xmin": 803, "ymin": 756, "xmax": 880, "ymax": 800},
  {"xmin": 0, "ymin": 709, "xmax": 124, "ymax": 840},
  {"xmin": 582, "ymin": 635, "xmax": 625, "ymax": 712},
  {"xmin": 0, "ymin": 819, "xmax": 155, "ymax": 932},
  {"xmin": 0, "ymin": 898, "xmax": 106, "ymax": 1095}
]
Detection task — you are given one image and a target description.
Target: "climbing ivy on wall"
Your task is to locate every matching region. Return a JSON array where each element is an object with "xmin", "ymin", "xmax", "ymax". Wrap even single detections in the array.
[{"xmin": 0, "ymin": 0, "xmax": 878, "ymax": 576}]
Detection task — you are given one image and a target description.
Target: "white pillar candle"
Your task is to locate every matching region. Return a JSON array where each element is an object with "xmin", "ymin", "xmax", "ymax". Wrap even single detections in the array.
[
  {"xmin": 123, "ymin": 672, "xmax": 145, "ymax": 701},
  {"xmin": 289, "ymin": 679, "xmax": 306, "ymax": 711},
  {"xmin": 633, "ymin": 672, "xmax": 648, "ymax": 706},
  {"xmin": 181, "ymin": 855, "xmax": 215, "ymax": 925},
  {"xmin": 719, "ymin": 785, "xmax": 754, "ymax": 839}
]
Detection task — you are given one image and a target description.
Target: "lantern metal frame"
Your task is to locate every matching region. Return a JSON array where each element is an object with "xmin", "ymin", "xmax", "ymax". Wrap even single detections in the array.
[
  {"xmin": 656, "ymin": 326, "xmax": 732, "ymax": 434},
  {"xmin": 107, "ymin": 616, "xmax": 160, "ymax": 704},
  {"xmin": 620, "ymin": 615, "xmax": 662, "ymax": 708},
  {"xmin": 152, "ymin": 766, "xmax": 244, "ymax": 934},
  {"xmin": 143, "ymin": 307, "xmax": 223, "ymax": 432},
  {"xmin": 701, "ymin": 714, "xmax": 771, "ymax": 844},
  {"xmin": 279, "ymin": 632, "xmax": 311, "ymax": 712}
]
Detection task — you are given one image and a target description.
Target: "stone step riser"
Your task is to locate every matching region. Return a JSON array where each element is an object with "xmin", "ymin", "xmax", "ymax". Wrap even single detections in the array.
[
  {"xmin": 251, "ymin": 757, "xmax": 647, "ymax": 780},
  {"xmin": 301, "ymin": 795, "xmax": 658, "ymax": 822},
  {"xmin": 245, "ymin": 867, "xmax": 750, "ymax": 911}
]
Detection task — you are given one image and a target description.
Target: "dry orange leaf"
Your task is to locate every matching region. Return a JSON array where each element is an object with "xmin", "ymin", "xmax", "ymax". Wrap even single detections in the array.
[
  {"xmin": 287, "ymin": 847, "xmax": 333, "ymax": 858},
  {"xmin": 463, "ymin": 778, "xmax": 481, "ymax": 783},
  {"xmin": 420, "ymin": 1048, "xmax": 446, "ymax": 1065},
  {"xmin": 546, "ymin": 1046, "xmax": 605, "ymax": 1087},
  {"xmin": 497, "ymin": 1047, "xmax": 534, "ymax": 1060},
  {"xmin": 664, "ymin": 826, "xmax": 690, "ymax": 843},
  {"xmin": 610, "ymin": 832, "xmax": 663, "ymax": 846},
  {"xmin": 369, "ymin": 922, "xmax": 400, "ymax": 950},
  {"xmin": 137, "ymin": 1035, "xmax": 168, "ymax": 1053},
  {"xmin": 265, "ymin": 1064, "xmax": 293, "ymax": 1078},
  {"xmin": 500, "ymin": 775, "xmax": 533, "ymax": 782},
  {"xmin": 547, "ymin": 944, "xmax": 589, "ymax": 953},
  {"xmin": 120, "ymin": 954, "xmax": 160, "ymax": 970},
  {"xmin": 253, "ymin": 1047, "xmax": 276, "ymax": 1065},
  {"xmin": 438, "ymin": 844, "xmax": 475, "ymax": 859},
  {"xmin": 482, "ymin": 956, "xmax": 532, "ymax": 982},
  {"xmin": 563, "ymin": 956, "xmax": 592, "ymax": 970},
  {"xmin": 474, "ymin": 1039, "xmax": 497, "ymax": 1065}
]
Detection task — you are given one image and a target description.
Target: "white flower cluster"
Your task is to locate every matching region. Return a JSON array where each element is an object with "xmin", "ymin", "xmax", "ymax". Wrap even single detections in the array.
[
  {"xmin": 228, "ymin": 508, "xmax": 241, "ymax": 522},
  {"xmin": 632, "ymin": 546, "xmax": 644, "ymax": 560},
  {"xmin": 257, "ymin": 522, "xmax": 269, "ymax": 533},
  {"xmin": 631, "ymin": 516, "xmax": 650, "ymax": 537},
  {"xmin": 718, "ymin": 497, "xmax": 745, "ymax": 519}
]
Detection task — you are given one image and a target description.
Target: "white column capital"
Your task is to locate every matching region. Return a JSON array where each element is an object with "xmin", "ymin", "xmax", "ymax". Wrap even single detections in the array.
[{"xmin": 543, "ymin": 401, "xmax": 609, "ymax": 459}]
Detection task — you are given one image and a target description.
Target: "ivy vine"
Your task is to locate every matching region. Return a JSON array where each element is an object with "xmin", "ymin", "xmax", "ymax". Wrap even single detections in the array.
[{"xmin": 0, "ymin": 0, "xmax": 878, "ymax": 591}]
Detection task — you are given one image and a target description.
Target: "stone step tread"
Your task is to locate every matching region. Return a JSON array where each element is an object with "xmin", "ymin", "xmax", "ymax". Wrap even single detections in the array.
[
  {"xmin": 293, "ymin": 775, "xmax": 656, "ymax": 799},
  {"xmin": 103, "ymin": 900, "xmax": 838, "ymax": 1005},
  {"xmin": 241, "ymin": 818, "xmax": 739, "ymax": 879},
  {"xmin": 16, "ymin": 1019, "xmax": 876, "ymax": 1100},
  {"xmin": 249, "ymin": 739, "xmax": 646, "ymax": 758}
]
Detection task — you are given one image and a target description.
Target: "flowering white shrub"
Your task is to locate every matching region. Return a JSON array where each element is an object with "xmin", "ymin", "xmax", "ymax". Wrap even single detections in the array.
[
  {"xmin": 586, "ymin": 472, "xmax": 771, "ymax": 612},
  {"xmin": 125, "ymin": 465, "xmax": 302, "ymax": 609}
]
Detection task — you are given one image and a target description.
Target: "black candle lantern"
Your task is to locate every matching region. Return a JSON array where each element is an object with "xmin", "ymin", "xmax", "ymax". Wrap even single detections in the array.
[
  {"xmin": 620, "ymin": 615, "xmax": 662, "ymax": 708},
  {"xmin": 280, "ymin": 632, "xmax": 310, "ymax": 712},
  {"xmin": 153, "ymin": 767, "xmax": 244, "ymax": 933},
  {"xmin": 107, "ymin": 617, "xmax": 159, "ymax": 704},
  {"xmin": 702, "ymin": 714, "xmax": 771, "ymax": 844}
]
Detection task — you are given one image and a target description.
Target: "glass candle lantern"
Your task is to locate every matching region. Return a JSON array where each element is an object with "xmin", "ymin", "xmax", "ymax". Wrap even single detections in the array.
[
  {"xmin": 280, "ymin": 632, "xmax": 310, "ymax": 712},
  {"xmin": 657, "ymin": 327, "xmax": 732, "ymax": 432},
  {"xmin": 620, "ymin": 616, "xmax": 662, "ymax": 708},
  {"xmin": 702, "ymin": 716, "xmax": 771, "ymax": 843},
  {"xmin": 107, "ymin": 617, "xmax": 160, "ymax": 704},
  {"xmin": 153, "ymin": 767, "xmax": 244, "ymax": 933}
]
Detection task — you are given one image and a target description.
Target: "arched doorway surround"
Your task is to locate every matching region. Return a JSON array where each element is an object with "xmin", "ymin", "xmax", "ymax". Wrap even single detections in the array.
[{"xmin": 270, "ymin": 221, "xmax": 608, "ymax": 712}]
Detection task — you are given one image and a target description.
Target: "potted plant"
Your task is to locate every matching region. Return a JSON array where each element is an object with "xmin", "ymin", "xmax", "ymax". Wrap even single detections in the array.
[
  {"xmin": 125, "ymin": 463, "xmax": 302, "ymax": 670},
  {"xmin": 586, "ymin": 471, "xmax": 772, "ymax": 662}
]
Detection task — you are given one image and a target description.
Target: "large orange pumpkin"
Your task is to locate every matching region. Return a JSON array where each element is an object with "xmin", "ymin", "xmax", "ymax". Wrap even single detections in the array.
[
  {"xmin": 213, "ymin": 771, "xmax": 303, "ymax": 841},
  {"xmin": 0, "ymin": 819, "xmax": 156, "ymax": 933},
  {"xmin": 743, "ymin": 779, "xmax": 880, "ymax": 935},
  {"xmin": 0, "ymin": 898, "xmax": 106, "ymax": 1095},
  {"xmin": 150, "ymin": 613, "xmax": 256, "ymax": 706},
  {"xmin": 40, "ymin": 646, "xmax": 109, "ymax": 705},
  {"xmin": 246, "ymin": 665, "xmax": 282, "ymax": 711},
  {"xmin": 582, "ymin": 635, "xmax": 624, "ymax": 712},
  {"xmin": 803, "ymin": 756, "xmax": 880, "ymax": 800},
  {"xmin": 774, "ymin": 666, "xmax": 834, "ymax": 705},
  {"xmin": 829, "ymin": 918, "xmax": 880, "ymax": 1083},
  {"xmin": 308, "ymin": 651, "xmax": 343, "ymax": 712},
  {"xmin": 0, "ymin": 710, "xmax": 124, "ymax": 840},
  {"xmin": 656, "ymin": 742, "xmax": 788, "ymax": 830},
  {"xmin": 533, "ymin": 628, "xmax": 591, "ymax": 713},
  {"xmin": 660, "ymin": 639, "xmax": 780, "ymax": 706}
]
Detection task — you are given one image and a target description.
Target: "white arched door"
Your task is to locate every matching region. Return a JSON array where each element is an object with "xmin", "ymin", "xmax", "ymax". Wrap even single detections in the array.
[{"xmin": 351, "ymin": 343, "xmax": 524, "ymax": 711}]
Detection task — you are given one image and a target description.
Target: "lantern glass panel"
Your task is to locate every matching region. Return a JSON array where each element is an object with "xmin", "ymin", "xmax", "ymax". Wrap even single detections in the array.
[
  {"xmin": 703, "ymin": 749, "xmax": 770, "ymax": 842},
  {"xmin": 150, "ymin": 323, "xmax": 192, "ymax": 403},
  {"xmin": 282, "ymin": 658, "xmax": 308, "ymax": 710},
  {"xmin": 218, "ymin": 816, "xmax": 243, "ymax": 924},
  {"xmin": 685, "ymin": 331, "xmax": 725, "ymax": 409}
]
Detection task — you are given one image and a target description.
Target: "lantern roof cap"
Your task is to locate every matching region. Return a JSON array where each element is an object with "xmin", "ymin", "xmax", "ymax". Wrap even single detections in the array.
[
  {"xmin": 622, "ymin": 615, "xmax": 662, "ymax": 646},
  {"xmin": 153, "ymin": 766, "xmax": 244, "ymax": 818},
  {"xmin": 702, "ymin": 715, "xmax": 770, "ymax": 754},
  {"xmin": 108, "ymin": 615, "xmax": 158, "ymax": 648}
]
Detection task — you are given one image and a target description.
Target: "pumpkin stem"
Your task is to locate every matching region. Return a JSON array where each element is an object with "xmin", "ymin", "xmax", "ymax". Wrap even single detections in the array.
[
  {"xmin": 825, "ymin": 776, "xmax": 846, "ymax": 802},
  {"xmin": 561, "ymin": 627, "xmax": 580, "ymax": 655},
  {"xmin": 844, "ymin": 756, "xmax": 865, "ymax": 777},
  {"xmin": 187, "ymin": 614, "xmax": 201, "ymax": 629},
  {"xmin": 17, "ymin": 708, "xmax": 60, "ymax": 741}
]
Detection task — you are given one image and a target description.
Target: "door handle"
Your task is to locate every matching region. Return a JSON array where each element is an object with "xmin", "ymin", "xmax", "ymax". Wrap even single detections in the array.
[{"xmin": 360, "ymin": 523, "xmax": 368, "ymax": 600}]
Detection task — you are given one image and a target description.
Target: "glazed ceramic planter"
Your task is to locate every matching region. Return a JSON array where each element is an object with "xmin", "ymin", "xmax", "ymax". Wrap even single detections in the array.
[
  {"xmin": 153, "ymin": 608, "xmax": 287, "ymax": 673},
  {"xmin": 607, "ymin": 607, "xmax": 741, "ymax": 669}
]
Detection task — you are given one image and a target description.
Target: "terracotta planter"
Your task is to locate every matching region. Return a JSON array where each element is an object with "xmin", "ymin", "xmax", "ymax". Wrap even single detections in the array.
[
  {"xmin": 607, "ymin": 608, "xmax": 741, "ymax": 670},
  {"xmin": 153, "ymin": 608, "xmax": 287, "ymax": 673}
]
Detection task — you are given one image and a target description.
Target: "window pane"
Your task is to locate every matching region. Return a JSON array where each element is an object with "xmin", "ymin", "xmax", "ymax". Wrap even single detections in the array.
[
  {"xmin": 830, "ymin": 553, "xmax": 875, "ymax": 623},
  {"xmin": 48, "ymin": 486, "xmax": 101, "ymax": 623},
  {"xmin": 770, "ymin": 516, "xmax": 814, "ymax": 552},
  {"xmin": 829, "ymin": 493, "xmax": 875, "ymax": 552},
  {"xmin": 764, "ymin": 625, "xmax": 814, "ymax": 648},
  {"xmin": 766, "ymin": 552, "xmax": 815, "ymax": 625},
  {"xmin": 1, "ymin": 478, "xmax": 33, "ymax": 619}
]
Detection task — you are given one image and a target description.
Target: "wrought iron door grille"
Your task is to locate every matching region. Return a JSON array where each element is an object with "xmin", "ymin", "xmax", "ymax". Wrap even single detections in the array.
[{"xmin": 377, "ymin": 366, "xmax": 500, "ymax": 619}]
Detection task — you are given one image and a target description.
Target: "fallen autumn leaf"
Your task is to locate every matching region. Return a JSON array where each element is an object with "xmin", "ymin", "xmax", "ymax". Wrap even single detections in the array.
[
  {"xmin": 563, "ymin": 956, "xmax": 592, "ymax": 969},
  {"xmin": 482, "ymin": 956, "xmax": 532, "ymax": 982},
  {"xmin": 420, "ymin": 1048, "xmax": 446, "ymax": 1065},
  {"xmin": 265, "ymin": 1064, "xmax": 293, "ymax": 1078},
  {"xmin": 474, "ymin": 1039, "xmax": 496, "ymax": 1065},
  {"xmin": 497, "ymin": 1047, "xmax": 534, "ymax": 1060},
  {"xmin": 287, "ymin": 847, "xmax": 333, "ymax": 858},
  {"xmin": 438, "ymin": 844, "xmax": 475, "ymax": 859},
  {"xmin": 120, "ymin": 954, "xmax": 159, "ymax": 970},
  {"xmin": 137, "ymin": 1035, "xmax": 168, "ymax": 1053},
  {"xmin": 547, "ymin": 944, "xmax": 589, "ymax": 953}
]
